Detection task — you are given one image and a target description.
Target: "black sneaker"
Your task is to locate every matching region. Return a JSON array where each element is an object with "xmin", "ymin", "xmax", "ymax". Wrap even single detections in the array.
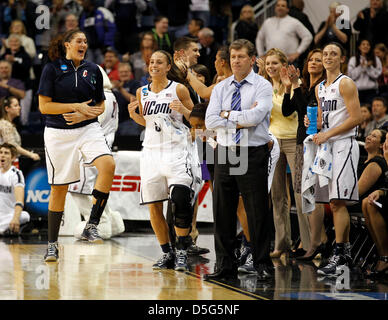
[
  {"xmin": 44, "ymin": 242, "xmax": 59, "ymax": 262},
  {"xmin": 317, "ymin": 254, "xmax": 350, "ymax": 276},
  {"xmin": 237, "ymin": 253, "xmax": 258, "ymax": 274},
  {"xmin": 238, "ymin": 244, "xmax": 251, "ymax": 266},
  {"xmin": 81, "ymin": 223, "xmax": 103, "ymax": 244},
  {"xmin": 152, "ymin": 252, "xmax": 175, "ymax": 270},
  {"xmin": 174, "ymin": 249, "xmax": 188, "ymax": 271},
  {"xmin": 187, "ymin": 243, "xmax": 210, "ymax": 256}
]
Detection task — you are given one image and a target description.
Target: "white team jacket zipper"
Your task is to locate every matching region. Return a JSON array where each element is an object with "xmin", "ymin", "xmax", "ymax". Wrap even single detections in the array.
[{"xmin": 70, "ymin": 61, "xmax": 85, "ymax": 87}]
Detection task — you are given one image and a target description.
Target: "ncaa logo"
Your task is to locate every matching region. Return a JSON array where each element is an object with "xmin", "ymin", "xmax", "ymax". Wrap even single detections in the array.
[
  {"xmin": 61, "ymin": 64, "xmax": 68, "ymax": 71},
  {"xmin": 25, "ymin": 167, "xmax": 50, "ymax": 215},
  {"xmin": 142, "ymin": 87, "xmax": 148, "ymax": 97}
]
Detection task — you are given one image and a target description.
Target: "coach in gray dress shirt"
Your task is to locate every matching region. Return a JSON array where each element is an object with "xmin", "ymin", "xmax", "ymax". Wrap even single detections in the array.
[{"xmin": 204, "ymin": 39, "xmax": 274, "ymax": 281}]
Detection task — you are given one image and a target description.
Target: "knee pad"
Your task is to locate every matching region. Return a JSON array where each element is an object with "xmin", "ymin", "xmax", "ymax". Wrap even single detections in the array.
[{"xmin": 170, "ymin": 185, "xmax": 193, "ymax": 229}]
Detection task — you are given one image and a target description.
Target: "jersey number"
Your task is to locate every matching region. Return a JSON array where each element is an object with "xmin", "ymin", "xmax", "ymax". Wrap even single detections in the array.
[
  {"xmin": 322, "ymin": 113, "xmax": 329, "ymax": 130},
  {"xmin": 154, "ymin": 122, "xmax": 161, "ymax": 132},
  {"xmin": 111, "ymin": 101, "xmax": 117, "ymax": 119}
]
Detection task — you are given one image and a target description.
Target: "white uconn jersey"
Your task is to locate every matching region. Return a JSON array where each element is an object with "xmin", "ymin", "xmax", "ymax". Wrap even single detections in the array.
[
  {"xmin": 98, "ymin": 90, "xmax": 118, "ymax": 147},
  {"xmin": 318, "ymin": 74, "xmax": 357, "ymax": 141},
  {"xmin": 140, "ymin": 81, "xmax": 186, "ymax": 149},
  {"xmin": 0, "ymin": 166, "xmax": 24, "ymax": 214}
]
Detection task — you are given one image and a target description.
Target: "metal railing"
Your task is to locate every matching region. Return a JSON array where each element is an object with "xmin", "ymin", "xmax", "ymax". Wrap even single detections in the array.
[
  {"xmin": 253, "ymin": 0, "xmax": 278, "ymax": 25},
  {"xmin": 230, "ymin": 0, "xmax": 277, "ymax": 42}
]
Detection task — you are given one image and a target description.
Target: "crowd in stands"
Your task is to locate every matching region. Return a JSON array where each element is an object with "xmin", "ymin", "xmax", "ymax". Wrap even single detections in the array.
[
  {"xmin": 0, "ymin": 0, "xmax": 387, "ymax": 278},
  {"xmin": 0, "ymin": 0, "xmax": 385, "ymax": 140}
]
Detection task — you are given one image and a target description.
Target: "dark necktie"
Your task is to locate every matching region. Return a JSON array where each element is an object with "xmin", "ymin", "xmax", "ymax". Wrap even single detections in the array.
[{"xmin": 231, "ymin": 80, "xmax": 247, "ymax": 144}]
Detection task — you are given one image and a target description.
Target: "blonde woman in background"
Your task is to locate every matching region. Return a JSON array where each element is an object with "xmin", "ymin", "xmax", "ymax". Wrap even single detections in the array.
[
  {"xmin": 0, "ymin": 96, "xmax": 40, "ymax": 161},
  {"xmin": 1, "ymin": 20, "xmax": 37, "ymax": 60},
  {"xmin": 263, "ymin": 48, "xmax": 310, "ymax": 259}
]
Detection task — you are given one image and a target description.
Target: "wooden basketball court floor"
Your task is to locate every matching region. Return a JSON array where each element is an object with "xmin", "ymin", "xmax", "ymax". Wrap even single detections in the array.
[{"xmin": 1, "ymin": 231, "xmax": 388, "ymax": 301}]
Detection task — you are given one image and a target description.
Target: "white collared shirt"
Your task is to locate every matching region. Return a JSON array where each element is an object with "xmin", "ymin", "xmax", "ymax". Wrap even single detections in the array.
[{"xmin": 205, "ymin": 69, "xmax": 273, "ymax": 147}]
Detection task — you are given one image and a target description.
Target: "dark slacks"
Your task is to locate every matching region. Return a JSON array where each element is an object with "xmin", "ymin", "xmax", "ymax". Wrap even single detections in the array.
[{"xmin": 213, "ymin": 144, "xmax": 271, "ymax": 270}]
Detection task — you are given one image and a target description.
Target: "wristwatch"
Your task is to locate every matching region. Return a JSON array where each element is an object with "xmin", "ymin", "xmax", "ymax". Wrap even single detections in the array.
[{"xmin": 223, "ymin": 111, "xmax": 230, "ymax": 119}]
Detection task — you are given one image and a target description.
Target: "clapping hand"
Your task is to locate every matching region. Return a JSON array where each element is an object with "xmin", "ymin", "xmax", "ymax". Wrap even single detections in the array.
[
  {"xmin": 279, "ymin": 66, "xmax": 292, "ymax": 90},
  {"xmin": 256, "ymin": 57, "xmax": 265, "ymax": 75},
  {"xmin": 287, "ymin": 65, "xmax": 300, "ymax": 86},
  {"xmin": 174, "ymin": 51, "xmax": 189, "ymax": 72}
]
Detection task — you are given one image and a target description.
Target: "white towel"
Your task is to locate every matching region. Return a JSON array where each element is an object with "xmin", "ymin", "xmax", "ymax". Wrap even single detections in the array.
[
  {"xmin": 301, "ymin": 136, "xmax": 333, "ymax": 214},
  {"xmin": 312, "ymin": 141, "xmax": 333, "ymax": 187}
]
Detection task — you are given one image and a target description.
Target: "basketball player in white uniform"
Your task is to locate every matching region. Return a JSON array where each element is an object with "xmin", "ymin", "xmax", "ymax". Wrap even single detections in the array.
[
  {"xmin": 312, "ymin": 43, "xmax": 362, "ymax": 276},
  {"xmin": 128, "ymin": 50, "xmax": 199, "ymax": 271},
  {"xmin": 69, "ymin": 66, "xmax": 124, "ymax": 239},
  {"xmin": 0, "ymin": 143, "xmax": 30, "ymax": 235}
]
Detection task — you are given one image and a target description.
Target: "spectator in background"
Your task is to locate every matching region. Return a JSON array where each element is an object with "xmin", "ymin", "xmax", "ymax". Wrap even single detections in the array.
[
  {"xmin": 354, "ymin": 0, "xmax": 388, "ymax": 47},
  {"xmin": 374, "ymin": 43, "xmax": 388, "ymax": 64},
  {"xmin": 79, "ymin": 0, "xmax": 116, "ymax": 64},
  {"xmin": 363, "ymin": 132, "xmax": 388, "ymax": 279},
  {"xmin": 0, "ymin": 96, "xmax": 40, "ymax": 160},
  {"xmin": 185, "ymin": 18, "xmax": 204, "ymax": 39},
  {"xmin": 365, "ymin": 97, "xmax": 388, "ymax": 136},
  {"xmin": 64, "ymin": 13, "xmax": 79, "ymax": 32},
  {"xmin": 208, "ymin": 1, "xmax": 232, "ymax": 45},
  {"xmin": 0, "ymin": 60, "xmax": 25, "ymax": 101},
  {"xmin": 155, "ymin": 0, "xmax": 191, "ymax": 38},
  {"xmin": 50, "ymin": 0, "xmax": 82, "ymax": 36},
  {"xmin": 357, "ymin": 104, "xmax": 373, "ymax": 141},
  {"xmin": 191, "ymin": 64, "xmax": 212, "ymax": 88},
  {"xmin": 2, "ymin": 19, "xmax": 36, "ymax": 119},
  {"xmin": 114, "ymin": 62, "xmax": 142, "ymax": 137},
  {"xmin": 171, "ymin": 36, "xmax": 202, "ymax": 109},
  {"xmin": 350, "ymin": 128, "xmax": 387, "ymax": 214},
  {"xmin": 314, "ymin": 2, "xmax": 352, "ymax": 54},
  {"xmin": 151, "ymin": 16, "xmax": 175, "ymax": 54},
  {"xmin": 1, "ymin": 20, "xmax": 36, "ymax": 61},
  {"xmin": 0, "ymin": 34, "xmax": 32, "ymax": 126},
  {"xmin": 113, "ymin": 0, "xmax": 147, "ymax": 55},
  {"xmin": 189, "ymin": 0, "xmax": 210, "ymax": 27},
  {"xmin": 233, "ymin": 5, "xmax": 258, "ymax": 45},
  {"xmin": 348, "ymin": 39, "xmax": 382, "ymax": 105},
  {"xmin": 374, "ymin": 43, "xmax": 388, "ymax": 97},
  {"xmin": 0, "ymin": 0, "xmax": 37, "ymax": 40},
  {"xmin": 175, "ymin": 45, "xmax": 232, "ymax": 101},
  {"xmin": 126, "ymin": 31, "xmax": 157, "ymax": 82},
  {"xmin": 256, "ymin": 0, "xmax": 312, "ymax": 69},
  {"xmin": 198, "ymin": 27, "xmax": 220, "ymax": 79},
  {"xmin": 289, "ymin": 0, "xmax": 315, "ymax": 38},
  {"xmin": 100, "ymin": 47, "xmax": 120, "ymax": 82}
]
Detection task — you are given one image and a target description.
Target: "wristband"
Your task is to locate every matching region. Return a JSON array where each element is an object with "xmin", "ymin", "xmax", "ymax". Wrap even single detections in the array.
[{"xmin": 15, "ymin": 202, "xmax": 24, "ymax": 209}]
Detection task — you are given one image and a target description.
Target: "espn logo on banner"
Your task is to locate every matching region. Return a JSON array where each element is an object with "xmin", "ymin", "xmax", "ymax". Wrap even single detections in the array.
[{"xmin": 111, "ymin": 175, "xmax": 141, "ymax": 192}]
